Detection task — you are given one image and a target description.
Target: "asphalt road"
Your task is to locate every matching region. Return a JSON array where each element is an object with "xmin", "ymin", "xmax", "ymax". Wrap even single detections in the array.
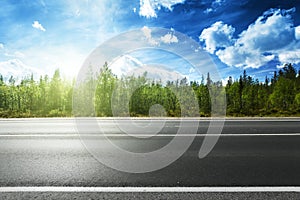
[
  {"xmin": 1, "ymin": 118, "xmax": 299, "ymax": 135},
  {"xmin": 0, "ymin": 118, "xmax": 299, "ymax": 199}
]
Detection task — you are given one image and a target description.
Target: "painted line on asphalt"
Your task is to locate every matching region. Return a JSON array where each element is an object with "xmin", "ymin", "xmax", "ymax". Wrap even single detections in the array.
[
  {"xmin": 1, "ymin": 133, "xmax": 300, "ymax": 138},
  {"xmin": 0, "ymin": 187, "xmax": 300, "ymax": 193},
  {"xmin": 1, "ymin": 119, "xmax": 300, "ymax": 122}
]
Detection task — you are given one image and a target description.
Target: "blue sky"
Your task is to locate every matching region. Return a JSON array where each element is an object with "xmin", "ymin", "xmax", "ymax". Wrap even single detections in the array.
[{"xmin": 0, "ymin": 0, "xmax": 300, "ymax": 83}]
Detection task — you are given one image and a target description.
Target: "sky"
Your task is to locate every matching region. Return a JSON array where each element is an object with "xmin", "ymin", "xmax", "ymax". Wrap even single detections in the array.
[{"xmin": 0, "ymin": 0, "xmax": 300, "ymax": 83}]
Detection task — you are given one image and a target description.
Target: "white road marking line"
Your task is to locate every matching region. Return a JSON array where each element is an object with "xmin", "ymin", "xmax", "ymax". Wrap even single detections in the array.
[
  {"xmin": 0, "ymin": 133, "xmax": 300, "ymax": 137},
  {"xmin": 0, "ymin": 186, "xmax": 300, "ymax": 193},
  {"xmin": 1, "ymin": 118, "xmax": 300, "ymax": 122}
]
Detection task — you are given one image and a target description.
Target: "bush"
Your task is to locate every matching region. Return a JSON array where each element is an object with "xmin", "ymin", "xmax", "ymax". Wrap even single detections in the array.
[{"xmin": 48, "ymin": 109, "xmax": 68, "ymax": 117}]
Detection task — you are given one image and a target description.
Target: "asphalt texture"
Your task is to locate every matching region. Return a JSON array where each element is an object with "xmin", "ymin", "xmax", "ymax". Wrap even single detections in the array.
[
  {"xmin": 0, "ymin": 118, "xmax": 299, "ymax": 199},
  {"xmin": 0, "ymin": 192, "xmax": 299, "ymax": 200}
]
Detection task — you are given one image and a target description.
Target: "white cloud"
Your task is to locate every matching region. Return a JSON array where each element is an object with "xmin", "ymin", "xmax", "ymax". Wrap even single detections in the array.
[
  {"xmin": 139, "ymin": 0, "xmax": 156, "ymax": 18},
  {"xmin": 221, "ymin": 76, "xmax": 231, "ymax": 86},
  {"xmin": 200, "ymin": 8, "xmax": 300, "ymax": 68},
  {"xmin": 110, "ymin": 55, "xmax": 144, "ymax": 78},
  {"xmin": 278, "ymin": 50, "xmax": 300, "ymax": 65},
  {"xmin": 32, "ymin": 21, "xmax": 46, "ymax": 32},
  {"xmin": 295, "ymin": 26, "xmax": 300, "ymax": 40},
  {"xmin": 4, "ymin": 50, "xmax": 25, "ymax": 58},
  {"xmin": 199, "ymin": 21, "xmax": 235, "ymax": 54},
  {"xmin": 189, "ymin": 67, "xmax": 195, "ymax": 74},
  {"xmin": 204, "ymin": 8, "xmax": 213, "ymax": 14},
  {"xmin": 131, "ymin": 64, "xmax": 184, "ymax": 83},
  {"xmin": 204, "ymin": 0, "xmax": 225, "ymax": 14},
  {"xmin": 215, "ymin": 46, "xmax": 275, "ymax": 68},
  {"xmin": 109, "ymin": 54, "xmax": 183, "ymax": 82},
  {"xmin": 141, "ymin": 26, "xmax": 159, "ymax": 45},
  {"xmin": 237, "ymin": 9, "xmax": 294, "ymax": 52},
  {"xmin": 141, "ymin": 27, "xmax": 179, "ymax": 45},
  {"xmin": 13, "ymin": 51, "xmax": 25, "ymax": 58},
  {"xmin": 276, "ymin": 63, "xmax": 286, "ymax": 69},
  {"xmin": 1, "ymin": 45, "xmax": 26, "ymax": 59},
  {"xmin": 160, "ymin": 33, "xmax": 178, "ymax": 44},
  {"xmin": 139, "ymin": 0, "xmax": 185, "ymax": 18},
  {"xmin": 0, "ymin": 59, "xmax": 43, "ymax": 81},
  {"xmin": 109, "ymin": 54, "xmax": 189, "ymax": 83},
  {"xmin": 212, "ymin": 0, "xmax": 225, "ymax": 6},
  {"xmin": 142, "ymin": 26, "xmax": 152, "ymax": 39}
]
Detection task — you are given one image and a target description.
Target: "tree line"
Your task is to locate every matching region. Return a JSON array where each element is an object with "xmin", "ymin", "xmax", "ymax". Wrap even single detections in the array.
[{"xmin": 0, "ymin": 63, "xmax": 299, "ymax": 117}]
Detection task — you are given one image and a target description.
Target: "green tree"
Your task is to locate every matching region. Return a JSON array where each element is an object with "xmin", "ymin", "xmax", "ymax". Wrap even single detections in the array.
[{"xmin": 95, "ymin": 62, "xmax": 116, "ymax": 116}]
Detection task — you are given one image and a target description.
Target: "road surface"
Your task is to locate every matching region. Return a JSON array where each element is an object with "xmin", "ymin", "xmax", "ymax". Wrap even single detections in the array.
[{"xmin": 0, "ymin": 118, "xmax": 299, "ymax": 199}]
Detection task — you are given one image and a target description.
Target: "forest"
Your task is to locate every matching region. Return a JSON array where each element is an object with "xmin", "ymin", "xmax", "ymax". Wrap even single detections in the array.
[{"xmin": 0, "ymin": 63, "xmax": 299, "ymax": 118}]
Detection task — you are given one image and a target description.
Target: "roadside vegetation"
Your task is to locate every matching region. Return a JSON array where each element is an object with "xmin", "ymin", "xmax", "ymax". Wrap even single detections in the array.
[{"xmin": 0, "ymin": 63, "xmax": 299, "ymax": 118}]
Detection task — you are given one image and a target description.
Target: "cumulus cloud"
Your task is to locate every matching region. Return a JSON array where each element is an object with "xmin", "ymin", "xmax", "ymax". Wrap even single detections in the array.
[
  {"xmin": 139, "ymin": 0, "xmax": 185, "ymax": 18},
  {"xmin": 142, "ymin": 26, "xmax": 152, "ymax": 39},
  {"xmin": 141, "ymin": 26, "xmax": 159, "ymax": 45},
  {"xmin": 278, "ymin": 50, "xmax": 300, "ymax": 65},
  {"xmin": 237, "ymin": 9, "xmax": 295, "ymax": 52},
  {"xmin": 110, "ymin": 55, "xmax": 144, "ymax": 78},
  {"xmin": 32, "ymin": 21, "xmax": 46, "ymax": 32},
  {"xmin": 199, "ymin": 21, "xmax": 235, "ymax": 54},
  {"xmin": 109, "ymin": 54, "xmax": 183, "ymax": 83},
  {"xmin": 141, "ymin": 26, "xmax": 179, "ymax": 45},
  {"xmin": 160, "ymin": 33, "xmax": 178, "ymax": 44},
  {"xmin": 0, "ymin": 43, "xmax": 4, "ymax": 49},
  {"xmin": 130, "ymin": 64, "xmax": 184, "ymax": 83},
  {"xmin": 200, "ymin": 8, "xmax": 300, "ymax": 68}
]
